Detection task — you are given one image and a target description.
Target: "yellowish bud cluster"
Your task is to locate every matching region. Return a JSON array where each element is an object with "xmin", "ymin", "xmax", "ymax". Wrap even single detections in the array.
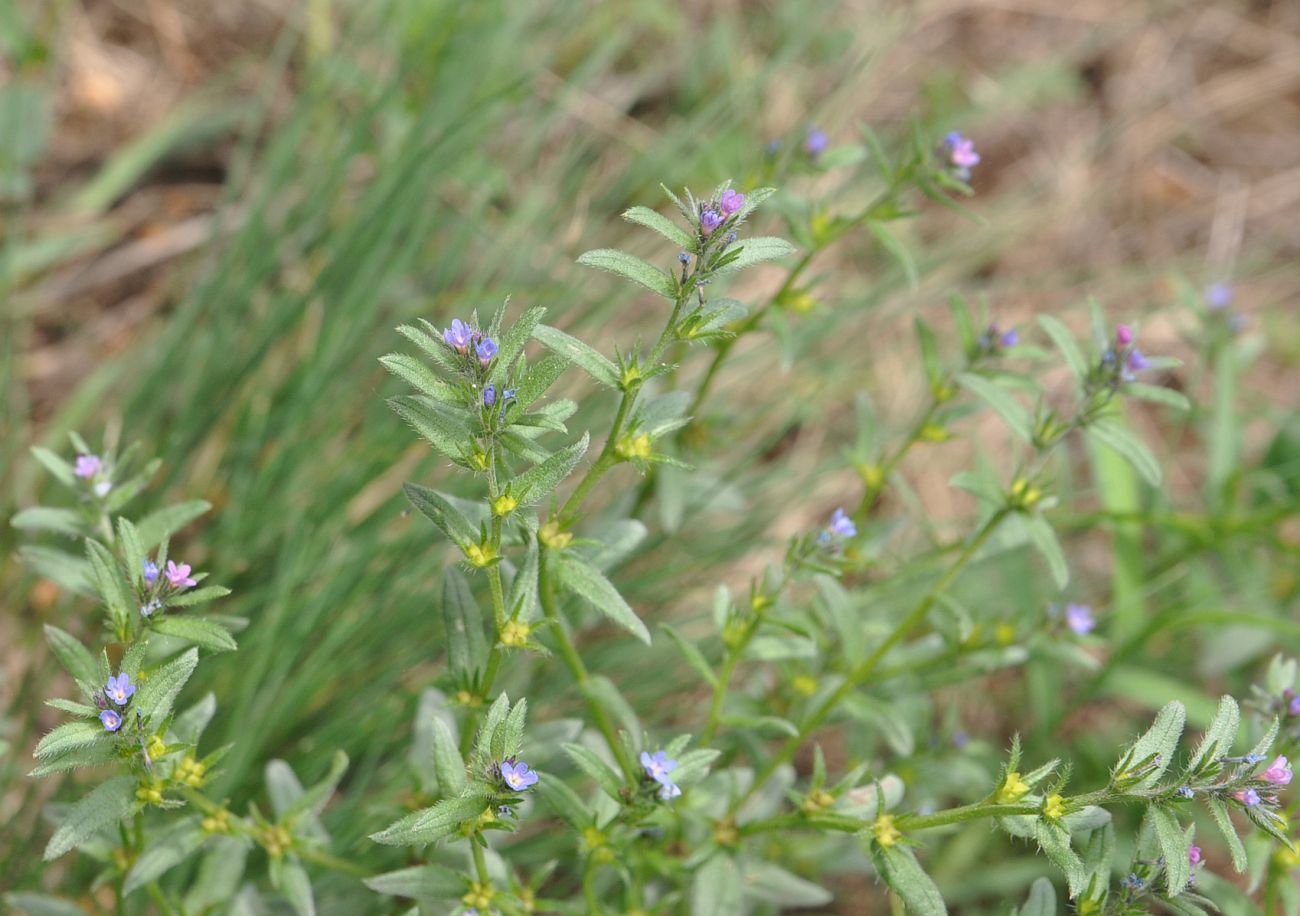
[
  {"xmin": 802, "ymin": 788, "xmax": 835, "ymax": 814},
  {"xmin": 792, "ymin": 675, "xmax": 818, "ymax": 697},
  {"xmin": 872, "ymin": 814, "xmax": 901, "ymax": 848},
  {"xmin": 136, "ymin": 781, "xmax": 164, "ymax": 806},
  {"xmin": 1010, "ymin": 478, "xmax": 1042, "ymax": 509},
  {"xmin": 500, "ymin": 620, "xmax": 531, "ymax": 648},
  {"xmin": 463, "ymin": 882, "xmax": 495, "ymax": 909},
  {"xmin": 260, "ymin": 824, "xmax": 292, "ymax": 858},
  {"xmin": 1042, "ymin": 793, "xmax": 1066, "ymax": 820},
  {"xmin": 176, "ymin": 755, "xmax": 207, "ymax": 788},
  {"xmin": 996, "ymin": 771, "xmax": 1030, "ymax": 804},
  {"xmin": 539, "ymin": 520, "xmax": 573, "ymax": 550},
  {"xmin": 464, "ymin": 542, "xmax": 496, "ymax": 567},
  {"xmin": 615, "ymin": 432, "xmax": 653, "ymax": 461},
  {"xmin": 492, "ymin": 494, "xmax": 517, "ymax": 516}
]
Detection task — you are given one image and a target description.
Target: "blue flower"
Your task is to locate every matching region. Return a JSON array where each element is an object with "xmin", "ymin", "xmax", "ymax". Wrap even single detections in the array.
[
  {"xmin": 476, "ymin": 337, "xmax": 498, "ymax": 366},
  {"xmin": 1065, "ymin": 603, "xmax": 1095, "ymax": 635},
  {"xmin": 1126, "ymin": 349, "xmax": 1150, "ymax": 373},
  {"xmin": 805, "ymin": 129, "xmax": 828, "ymax": 156},
  {"xmin": 640, "ymin": 749, "xmax": 682, "ymax": 800},
  {"xmin": 105, "ymin": 673, "xmax": 135, "ymax": 707},
  {"xmin": 443, "ymin": 318, "xmax": 473, "ymax": 352},
  {"xmin": 75, "ymin": 454, "xmax": 101, "ymax": 479},
  {"xmin": 483, "ymin": 385, "xmax": 496, "ymax": 408},
  {"xmin": 826, "ymin": 507, "xmax": 856, "ymax": 540},
  {"xmin": 699, "ymin": 208, "xmax": 723, "ymax": 235},
  {"xmin": 1235, "ymin": 788, "xmax": 1262, "ymax": 807},
  {"xmin": 100, "ymin": 709, "xmax": 123, "ymax": 732},
  {"xmin": 143, "ymin": 560, "xmax": 159, "ymax": 584},
  {"xmin": 1205, "ymin": 283, "xmax": 1234, "ymax": 310},
  {"xmin": 498, "ymin": 388, "xmax": 517, "ymax": 420},
  {"xmin": 500, "ymin": 759, "xmax": 538, "ymax": 791}
]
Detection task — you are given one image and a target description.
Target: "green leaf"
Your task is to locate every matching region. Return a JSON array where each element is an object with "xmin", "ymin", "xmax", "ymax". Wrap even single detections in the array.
[
  {"xmin": 34, "ymin": 720, "xmax": 107, "ymax": 760},
  {"xmin": 150, "ymin": 616, "xmax": 237, "ymax": 652},
  {"xmin": 497, "ymin": 697, "xmax": 528, "ymax": 761},
  {"xmin": 957, "ymin": 373, "xmax": 1034, "ymax": 443},
  {"xmin": 285, "ymin": 750, "xmax": 349, "ymax": 826},
  {"xmin": 431, "ymin": 717, "xmax": 467, "ymax": 797},
  {"xmin": 872, "ymin": 845, "xmax": 948, "ymax": 915},
  {"xmin": 31, "ymin": 447, "xmax": 77, "ymax": 487},
  {"xmin": 182, "ymin": 835, "xmax": 249, "ymax": 914},
  {"xmin": 1118, "ymin": 700, "xmax": 1185, "ymax": 789},
  {"xmin": 489, "ymin": 304, "xmax": 547, "ymax": 385},
  {"xmin": 134, "ymin": 648, "xmax": 200, "ymax": 731},
  {"xmin": 274, "ymin": 858, "xmax": 315, "ymax": 916},
  {"xmin": 86, "ymin": 539, "xmax": 132, "ymax": 630},
  {"xmin": 135, "ymin": 500, "xmax": 210, "ymax": 549},
  {"xmin": 11, "ymin": 507, "xmax": 82, "ymax": 537},
  {"xmin": 1022, "ymin": 515, "xmax": 1070, "ymax": 589},
  {"xmin": 165, "ymin": 585, "xmax": 232, "ymax": 609},
  {"xmin": 44, "ymin": 775, "xmax": 135, "ymax": 860},
  {"xmin": 1087, "ymin": 416, "xmax": 1162, "ymax": 487},
  {"xmin": 370, "ymin": 793, "xmax": 488, "ymax": 846},
  {"xmin": 4, "ymin": 893, "xmax": 88, "ymax": 916},
  {"xmin": 513, "ymin": 434, "xmax": 589, "ymax": 506},
  {"xmin": 532, "ymin": 324, "xmax": 620, "ymax": 388},
  {"xmin": 380, "ymin": 353, "xmax": 458, "ymax": 402},
  {"xmin": 577, "ymin": 248, "xmax": 675, "ymax": 298},
  {"xmin": 44, "ymin": 625, "xmax": 100, "ymax": 696},
  {"xmin": 20, "ymin": 545, "xmax": 93, "ymax": 595},
  {"xmin": 123, "ymin": 817, "xmax": 206, "ymax": 895},
  {"xmin": 741, "ymin": 861, "xmax": 832, "ymax": 907},
  {"xmin": 690, "ymin": 854, "xmax": 744, "ymax": 916},
  {"xmin": 513, "ymin": 354, "xmax": 569, "ymax": 410},
  {"xmin": 1147, "ymin": 805, "xmax": 1192, "ymax": 895},
  {"xmin": 364, "ymin": 863, "xmax": 466, "ymax": 899},
  {"xmin": 713, "ymin": 236, "xmax": 796, "ymax": 275},
  {"xmin": 553, "ymin": 553, "xmax": 650, "ymax": 644},
  {"xmin": 622, "ymin": 205, "xmax": 692, "ymax": 249},
  {"xmin": 1035, "ymin": 820, "xmax": 1087, "ymax": 898},
  {"xmin": 562, "ymin": 742, "xmax": 624, "ymax": 800},
  {"xmin": 536, "ymin": 775, "xmax": 592, "ymax": 829},
  {"xmin": 390, "ymin": 395, "xmax": 473, "ymax": 462},
  {"xmin": 866, "ymin": 220, "xmax": 918, "ymax": 288},
  {"xmin": 1207, "ymin": 796, "xmax": 1248, "ymax": 872},
  {"xmin": 1037, "ymin": 316, "xmax": 1087, "ymax": 382},
  {"xmin": 1125, "ymin": 382, "xmax": 1191, "ymax": 411},
  {"xmin": 659, "ymin": 624, "xmax": 716, "ymax": 687},
  {"xmin": 403, "ymin": 483, "xmax": 477, "ymax": 550},
  {"xmin": 1189, "ymin": 695, "xmax": 1239, "ymax": 773},
  {"xmin": 1016, "ymin": 877, "xmax": 1057, "ymax": 916},
  {"xmin": 443, "ymin": 567, "xmax": 488, "ymax": 678}
]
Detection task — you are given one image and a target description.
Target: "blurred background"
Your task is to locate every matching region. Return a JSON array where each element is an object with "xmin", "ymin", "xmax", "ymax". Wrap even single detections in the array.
[{"xmin": 3, "ymin": 0, "xmax": 1299, "ymax": 910}]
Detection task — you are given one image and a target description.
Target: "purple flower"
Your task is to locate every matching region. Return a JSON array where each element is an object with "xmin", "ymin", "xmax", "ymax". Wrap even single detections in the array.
[
  {"xmin": 1261, "ymin": 755, "xmax": 1292, "ymax": 786},
  {"xmin": 475, "ymin": 337, "xmax": 498, "ymax": 366},
  {"xmin": 826, "ymin": 507, "xmax": 856, "ymax": 539},
  {"xmin": 1176, "ymin": 785, "xmax": 1195, "ymax": 799},
  {"xmin": 1205, "ymin": 283, "xmax": 1234, "ymax": 310},
  {"xmin": 1126, "ymin": 349, "xmax": 1150, "ymax": 373},
  {"xmin": 985, "ymin": 322, "xmax": 1018, "ymax": 349},
  {"xmin": 165, "ymin": 560, "xmax": 197, "ymax": 588},
  {"xmin": 719, "ymin": 189, "xmax": 745, "ymax": 217},
  {"xmin": 443, "ymin": 319, "xmax": 473, "ymax": 352},
  {"xmin": 1188, "ymin": 845, "xmax": 1202, "ymax": 866},
  {"xmin": 1115, "ymin": 324, "xmax": 1134, "ymax": 347},
  {"xmin": 999, "ymin": 328, "xmax": 1019, "ymax": 347},
  {"xmin": 483, "ymin": 385, "xmax": 496, "ymax": 408},
  {"xmin": 1235, "ymin": 788, "xmax": 1262, "ymax": 807},
  {"xmin": 100, "ymin": 709, "xmax": 123, "ymax": 732},
  {"xmin": 74, "ymin": 454, "xmax": 101, "ymax": 479},
  {"xmin": 501, "ymin": 759, "xmax": 538, "ymax": 791},
  {"xmin": 805, "ymin": 129, "xmax": 828, "ymax": 156},
  {"xmin": 1065, "ymin": 603, "xmax": 1095, "ymax": 635},
  {"xmin": 105, "ymin": 673, "xmax": 135, "ymax": 707},
  {"xmin": 1290, "ymin": 694, "xmax": 1300, "ymax": 716},
  {"xmin": 699, "ymin": 208, "xmax": 723, "ymax": 235},
  {"xmin": 951, "ymin": 730, "xmax": 970, "ymax": 749},
  {"xmin": 640, "ymin": 750, "xmax": 681, "ymax": 800},
  {"xmin": 945, "ymin": 132, "xmax": 980, "ymax": 179},
  {"xmin": 143, "ymin": 560, "xmax": 159, "ymax": 584}
]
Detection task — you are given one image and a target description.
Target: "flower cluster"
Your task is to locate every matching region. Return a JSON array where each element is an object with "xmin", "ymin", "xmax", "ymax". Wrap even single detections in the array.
[
  {"xmin": 138, "ymin": 555, "xmax": 200, "ymax": 618},
  {"xmin": 98, "ymin": 672, "xmax": 136, "ymax": 731},
  {"xmin": 74, "ymin": 452, "xmax": 113, "ymax": 497},
  {"xmin": 697, "ymin": 187, "xmax": 746, "ymax": 239}
]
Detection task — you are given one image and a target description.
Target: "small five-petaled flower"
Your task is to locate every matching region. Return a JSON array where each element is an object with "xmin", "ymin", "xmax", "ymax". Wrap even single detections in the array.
[
  {"xmin": 640, "ymin": 750, "xmax": 682, "ymax": 800},
  {"xmin": 1261, "ymin": 755, "xmax": 1292, "ymax": 786},
  {"xmin": 820, "ymin": 507, "xmax": 856, "ymax": 543},
  {"xmin": 165, "ymin": 560, "xmax": 197, "ymax": 588},
  {"xmin": 105, "ymin": 672, "xmax": 135, "ymax": 707},
  {"xmin": 1065, "ymin": 603, "xmax": 1095, "ymax": 636},
  {"xmin": 500, "ymin": 759, "xmax": 538, "ymax": 791},
  {"xmin": 944, "ymin": 132, "xmax": 980, "ymax": 179},
  {"xmin": 443, "ymin": 319, "xmax": 473, "ymax": 352},
  {"xmin": 719, "ymin": 189, "xmax": 745, "ymax": 217},
  {"xmin": 74, "ymin": 454, "xmax": 101, "ymax": 479},
  {"xmin": 100, "ymin": 709, "xmax": 123, "ymax": 732}
]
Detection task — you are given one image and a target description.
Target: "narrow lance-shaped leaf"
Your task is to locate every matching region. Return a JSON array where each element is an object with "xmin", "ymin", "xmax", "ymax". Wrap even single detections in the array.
[
  {"xmin": 442, "ymin": 567, "xmax": 488, "ymax": 678},
  {"xmin": 1087, "ymin": 416, "xmax": 1162, "ymax": 487},
  {"xmin": 133, "ymin": 648, "xmax": 200, "ymax": 731},
  {"xmin": 872, "ymin": 845, "xmax": 948, "ymax": 915},
  {"xmin": 150, "ymin": 616, "xmax": 237, "ymax": 652},
  {"xmin": 553, "ymin": 553, "xmax": 651, "ymax": 644},
  {"xmin": 622, "ymin": 205, "xmax": 693, "ymax": 249},
  {"xmin": 958, "ymin": 372, "xmax": 1034, "ymax": 444},
  {"xmin": 1147, "ymin": 805, "xmax": 1192, "ymax": 895},
  {"xmin": 577, "ymin": 248, "xmax": 676, "ymax": 299},
  {"xmin": 1037, "ymin": 315, "xmax": 1088, "ymax": 382},
  {"xmin": 512, "ymin": 433, "xmax": 589, "ymax": 506},
  {"xmin": 370, "ymin": 794, "xmax": 490, "ymax": 846},
  {"xmin": 532, "ymin": 324, "xmax": 620, "ymax": 388},
  {"xmin": 44, "ymin": 775, "xmax": 135, "ymax": 860}
]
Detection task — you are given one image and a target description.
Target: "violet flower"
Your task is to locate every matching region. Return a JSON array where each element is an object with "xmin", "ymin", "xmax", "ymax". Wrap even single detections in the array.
[
  {"xmin": 443, "ymin": 319, "xmax": 473, "ymax": 352},
  {"xmin": 1065, "ymin": 603, "xmax": 1095, "ymax": 635},
  {"xmin": 699, "ymin": 208, "xmax": 723, "ymax": 235},
  {"xmin": 805, "ymin": 129, "xmax": 828, "ymax": 156},
  {"xmin": 475, "ymin": 337, "xmax": 498, "ymax": 366},
  {"xmin": 100, "ymin": 709, "xmax": 123, "ymax": 732},
  {"xmin": 1261, "ymin": 755, "xmax": 1292, "ymax": 786},
  {"xmin": 501, "ymin": 759, "xmax": 538, "ymax": 791},
  {"xmin": 105, "ymin": 673, "xmax": 135, "ymax": 707},
  {"xmin": 719, "ymin": 189, "xmax": 745, "ymax": 217},
  {"xmin": 75, "ymin": 454, "xmax": 101, "ymax": 479},
  {"xmin": 165, "ymin": 560, "xmax": 197, "ymax": 589}
]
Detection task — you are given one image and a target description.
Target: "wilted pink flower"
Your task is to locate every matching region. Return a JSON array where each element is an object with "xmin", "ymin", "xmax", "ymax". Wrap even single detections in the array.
[
  {"xmin": 1115, "ymin": 324, "xmax": 1134, "ymax": 347},
  {"xmin": 1188, "ymin": 845, "xmax": 1202, "ymax": 866}
]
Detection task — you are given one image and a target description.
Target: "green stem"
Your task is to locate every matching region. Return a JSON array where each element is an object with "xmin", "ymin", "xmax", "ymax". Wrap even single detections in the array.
[
  {"xmin": 559, "ymin": 391, "xmax": 633, "ymax": 521},
  {"xmin": 729, "ymin": 509, "xmax": 1008, "ymax": 814},
  {"xmin": 700, "ymin": 653, "xmax": 740, "ymax": 745},
  {"xmin": 539, "ymin": 550, "xmax": 639, "ymax": 781},
  {"xmin": 472, "ymin": 834, "xmax": 491, "ymax": 883},
  {"xmin": 297, "ymin": 845, "xmax": 370, "ymax": 878}
]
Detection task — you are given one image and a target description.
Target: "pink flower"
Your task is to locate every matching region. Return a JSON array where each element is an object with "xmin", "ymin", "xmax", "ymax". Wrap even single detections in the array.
[
  {"xmin": 1261, "ymin": 755, "xmax": 1292, "ymax": 786},
  {"xmin": 165, "ymin": 560, "xmax": 197, "ymax": 589},
  {"xmin": 75, "ymin": 454, "xmax": 101, "ymax": 478},
  {"xmin": 1188, "ymin": 845, "xmax": 1201, "ymax": 866},
  {"xmin": 719, "ymin": 189, "xmax": 745, "ymax": 217},
  {"xmin": 1115, "ymin": 324, "xmax": 1133, "ymax": 347}
]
